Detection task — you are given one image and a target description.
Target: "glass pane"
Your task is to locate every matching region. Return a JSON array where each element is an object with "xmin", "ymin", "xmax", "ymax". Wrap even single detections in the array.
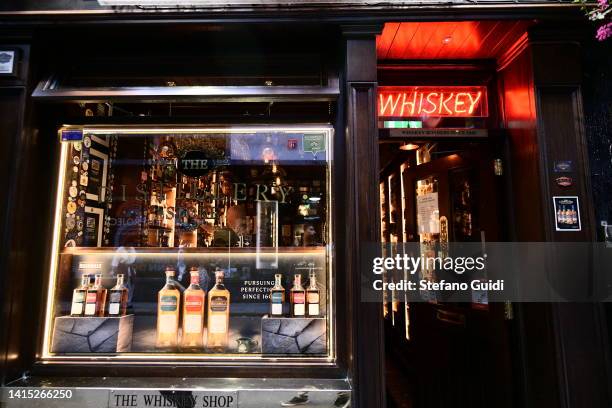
[{"xmin": 43, "ymin": 126, "xmax": 333, "ymax": 360}]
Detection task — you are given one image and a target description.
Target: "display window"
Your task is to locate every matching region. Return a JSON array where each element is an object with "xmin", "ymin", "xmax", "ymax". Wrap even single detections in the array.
[{"xmin": 42, "ymin": 126, "xmax": 334, "ymax": 362}]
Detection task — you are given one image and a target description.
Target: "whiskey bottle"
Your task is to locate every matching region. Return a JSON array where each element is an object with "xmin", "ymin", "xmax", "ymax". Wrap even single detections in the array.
[
  {"xmin": 560, "ymin": 206, "xmax": 567, "ymax": 224},
  {"xmin": 290, "ymin": 274, "xmax": 306, "ymax": 317},
  {"xmin": 70, "ymin": 274, "xmax": 90, "ymax": 316},
  {"xmin": 269, "ymin": 273, "xmax": 285, "ymax": 317},
  {"xmin": 108, "ymin": 274, "xmax": 129, "ymax": 317},
  {"xmin": 207, "ymin": 270, "xmax": 230, "ymax": 351},
  {"xmin": 84, "ymin": 273, "xmax": 107, "ymax": 317},
  {"xmin": 182, "ymin": 267, "xmax": 206, "ymax": 349},
  {"xmin": 306, "ymin": 270, "xmax": 320, "ymax": 317},
  {"xmin": 156, "ymin": 269, "xmax": 180, "ymax": 349}
]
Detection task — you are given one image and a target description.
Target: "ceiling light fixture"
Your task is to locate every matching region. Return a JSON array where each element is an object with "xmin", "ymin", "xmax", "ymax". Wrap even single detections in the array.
[{"xmin": 399, "ymin": 142, "xmax": 420, "ymax": 151}]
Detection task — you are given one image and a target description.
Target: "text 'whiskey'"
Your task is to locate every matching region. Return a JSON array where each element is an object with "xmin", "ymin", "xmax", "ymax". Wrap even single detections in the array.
[
  {"xmin": 70, "ymin": 274, "xmax": 90, "ymax": 316},
  {"xmin": 307, "ymin": 270, "xmax": 320, "ymax": 317},
  {"xmin": 270, "ymin": 273, "xmax": 285, "ymax": 316},
  {"xmin": 290, "ymin": 274, "xmax": 306, "ymax": 317},
  {"xmin": 156, "ymin": 268, "xmax": 180, "ymax": 349},
  {"xmin": 207, "ymin": 270, "xmax": 230, "ymax": 351},
  {"xmin": 182, "ymin": 267, "xmax": 205, "ymax": 349},
  {"xmin": 84, "ymin": 274, "xmax": 107, "ymax": 317},
  {"xmin": 108, "ymin": 274, "xmax": 129, "ymax": 316}
]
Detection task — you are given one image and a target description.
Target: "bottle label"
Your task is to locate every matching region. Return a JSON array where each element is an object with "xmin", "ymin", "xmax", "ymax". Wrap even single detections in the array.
[
  {"xmin": 184, "ymin": 315, "xmax": 203, "ymax": 333},
  {"xmin": 307, "ymin": 292, "xmax": 319, "ymax": 304},
  {"xmin": 158, "ymin": 314, "xmax": 177, "ymax": 334},
  {"xmin": 209, "ymin": 314, "xmax": 228, "ymax": 334},
  {"xmin": 109, "ymin": 303, "xmax": 120, "ymax": 315},
  {"xmin": 308, "ymin": 303, "xmax": 320, "ymax": 316},
  {"xmin": 292, "ymin": 292, "xmax": 305, "ymax": 304},
  {"xmin": 271, "ymin": 304, "xmax": 283, "ymax": 315},
  {"xmin": 160, "ymin": 295, "xmax": 178, "ymax": 312},
  {"xmin": 71, "ymin": 303, "xmax": 84, "ymax": 315},
  {"xmin": 86, "ymin": 292, "xmax": 97, "ymax": 304},
  {"xmin": 73, "ymin": 291, "xmax": 85, "ymax": 303},
  {"xmin": 109, "ymin": 291, "xmax": 121, "ymax": 303},
  {"xmin": 185, "ymin": 295, "xmax": 203, "ymax": 313},
  {"xmin": 293, "ymin": 303, "xmax": 305, "ymax": 316},
  {"xmin": 271, "ymin": 292, "xmax": 283, "ymax": 304},
  {"xmin": 210, "ymin": 296, "xmax": 228, "ymax": 312}
]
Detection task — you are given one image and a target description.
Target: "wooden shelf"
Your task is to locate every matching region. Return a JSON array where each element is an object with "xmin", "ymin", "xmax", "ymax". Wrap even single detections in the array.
[{"xmin": 61, "ymin": 246, "xmax": 326, "ymax": 255}]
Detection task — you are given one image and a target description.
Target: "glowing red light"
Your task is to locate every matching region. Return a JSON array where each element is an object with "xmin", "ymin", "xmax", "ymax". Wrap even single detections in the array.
[{"xmin": 378, "ymin": 86, "xmax": 488, "ymax": 118}]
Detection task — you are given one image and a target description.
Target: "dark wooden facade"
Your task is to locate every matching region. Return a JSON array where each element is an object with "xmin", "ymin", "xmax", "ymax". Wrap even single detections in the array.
[{"xmin": 0, "ymin": 5, "xmax": 610, "ymax": 408}]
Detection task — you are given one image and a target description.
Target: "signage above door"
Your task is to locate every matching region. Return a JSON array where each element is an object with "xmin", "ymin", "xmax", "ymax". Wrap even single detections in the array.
[{"xmin": 378, "ymin": 86, "xmax": 488, "ymax": 118}]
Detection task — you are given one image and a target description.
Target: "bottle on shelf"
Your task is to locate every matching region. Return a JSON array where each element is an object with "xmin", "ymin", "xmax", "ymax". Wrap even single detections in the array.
[
  {"xmin": 306, "ymin": 269, "xmax": 320, "ymax": 317},
  {"xmin": 149, "ymin": 192, "xmax": 159, "ymax": 227},
  {"xmin": 290, "ymin": 274, "xmax": 306, "ymax": 317},
  {"xmin": 108, "ymin": 274, "xmax": 129, "ymax": 317},
  {"xmin": 207, "ymin": 270, "xmax": 230, "ymax": 351},
  {"xmin": 182, "ymin": 267, "xmax": 206, "ymax": 349},
  {"xmin": 84, "ymin": 273, "xmax": 107, "ymax": 317},
  {"xmin": 269, "ymin": 273, "xmax": 285, "ymax": 317},
  {"xmin": 156, "ymin": 268, "xmax": 180, "ymax": 349},
  {"xmin": 70, "ymin": 274, "xmax": 90, "ymax": 316}
]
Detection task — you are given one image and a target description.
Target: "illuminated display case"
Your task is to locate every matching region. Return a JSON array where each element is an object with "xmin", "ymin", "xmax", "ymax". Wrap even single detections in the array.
[{"xmin": 42, "ymin": 126, "xmax": 334, "ymax": 362}]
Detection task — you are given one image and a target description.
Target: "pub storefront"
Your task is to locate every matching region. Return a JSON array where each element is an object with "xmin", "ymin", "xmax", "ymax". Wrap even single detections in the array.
[{"xmin": 0, "ymin": 2, "xmax": 610, "ymax": 408}]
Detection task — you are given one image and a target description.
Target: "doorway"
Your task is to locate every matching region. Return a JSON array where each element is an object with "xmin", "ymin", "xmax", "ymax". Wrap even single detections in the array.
[{"xmin": 380, "ymin": 139, "xmax": 515, "ymax": 408}]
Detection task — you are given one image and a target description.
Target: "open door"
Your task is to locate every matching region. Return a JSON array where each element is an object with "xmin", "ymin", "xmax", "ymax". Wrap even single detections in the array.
[{"xmin": 384, "ymin": 140, "xmax": 515, "ymax": 408}]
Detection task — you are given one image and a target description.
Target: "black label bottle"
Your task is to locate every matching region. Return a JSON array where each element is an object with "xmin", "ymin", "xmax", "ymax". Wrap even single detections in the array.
[{"xmin": 108, "ymin": 274, "xmax": 129, "ymax": 317}]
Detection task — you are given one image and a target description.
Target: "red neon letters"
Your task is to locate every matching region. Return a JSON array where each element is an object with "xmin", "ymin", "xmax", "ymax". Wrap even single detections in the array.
[{"xmin": 378, "ymin": 86, "xmax": 488, "ymax": 118}]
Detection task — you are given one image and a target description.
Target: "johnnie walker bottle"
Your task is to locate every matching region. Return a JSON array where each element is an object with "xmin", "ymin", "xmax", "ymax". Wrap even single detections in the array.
[
  {"xmin": 306, "ymin": 270, "xmax": 321, "ymax": 317},
  {"xmin": 108, "ymin": 274, "xmax": 129, "ymax": 317},
  {"xmin": 84, "ymin": 273, "xmax": 107, "ymax": 317},
  {"xmin": 207, "ymin": 270, "xmax": 230, "ymax": 351},
  {"xmin": 70, "ymin": 274, "xmax": 90, "ymax": 316},
  {"xmin": 290, "ymin": 274, "xmax": 306, "ymax": 317},
  {"xmin": 181, "ymin": 267, "xmax": 206, "ymax": 349},
  {"xmin": 270, "ymin": 273, "xmax": 285, "ymax": 317},
  {"xmin": 156, "ymin": 268, "xmax": 180, "ymax": 349}
]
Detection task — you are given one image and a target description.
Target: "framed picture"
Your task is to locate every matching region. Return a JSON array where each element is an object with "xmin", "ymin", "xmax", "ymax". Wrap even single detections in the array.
[
  {"xmin": 553, "ymin": 196, "xmax": 581, "ymax": 232},
  {"xmin": 0, "ymin": 50, "xmax": 16, "ymax": 76},
  {"xmin": 86, "ymin": 148, "xmax": 108, "ymax": 202},
  {"xmin": 84, "ymin": 206, "xmax": 104, "ymax": 247}
]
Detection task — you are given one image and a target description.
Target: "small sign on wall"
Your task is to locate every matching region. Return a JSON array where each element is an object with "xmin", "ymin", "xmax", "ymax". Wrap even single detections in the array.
[
  {"xmin": 553, "ymin": 196, "xmax": 581, "ymax": 232},
  {"xmin": 0, "ymin": 50, "xmax": 15, "ymax": 75}
]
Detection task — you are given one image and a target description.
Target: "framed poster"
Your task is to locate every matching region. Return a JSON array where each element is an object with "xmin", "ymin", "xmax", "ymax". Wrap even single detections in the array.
[
  {"xmin": 86, "ymin": 148, "xmax": 108, "ymax": 202},
  {"xmin": 84, "ymin": 206, "xmax": 104, "ymax": 247},
  {"xmin": 553, "ymin": 196, "xmax": 581, "ymax": 232},
  {"xmin": 416, "ymin": 192, "xmax": 440, "ymax": 234}
]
